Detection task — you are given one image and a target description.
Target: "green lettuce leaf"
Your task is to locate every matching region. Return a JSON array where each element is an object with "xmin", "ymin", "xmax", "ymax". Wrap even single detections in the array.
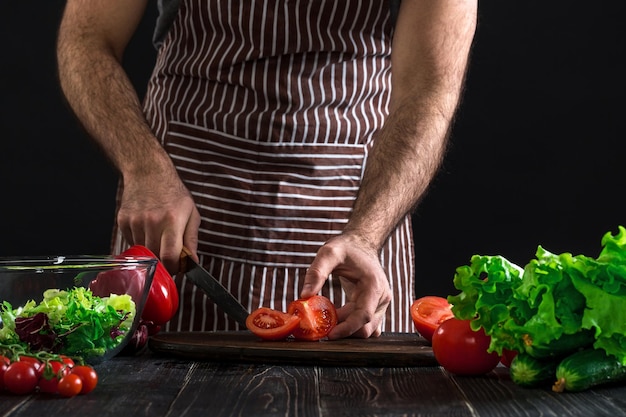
[{"xmin": 448, "ymin": 226, "xmax": 626, "ymax": 364}]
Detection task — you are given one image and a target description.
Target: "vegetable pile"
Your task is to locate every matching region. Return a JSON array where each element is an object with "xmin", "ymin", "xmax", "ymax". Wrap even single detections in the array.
[
  {"xmin": 0, "ymin": 288, "xmax": 120, "ymax": 397},
  {"xmin": 0, "ymin": 287, "xmax": 136, "ymax": 360},
  {"xmin": 448, "ymin": 226, "xmax": 626, "ymax": 391},
  {"xmin": 1, "ymin": 348, "xmax": 98, "ymax": 397}
]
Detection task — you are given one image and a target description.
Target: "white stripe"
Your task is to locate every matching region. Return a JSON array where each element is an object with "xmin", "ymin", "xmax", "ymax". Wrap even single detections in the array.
[
  {"xmin": 230, "ymin": 4, "xmax": 255, "ymax": 140},
  {"xmin": 199, "ymin": 206, "xmax": 350, "ymax": 224},
  {"xmin": 181, "ymin": 171, "xmax": 360, "ymax": 191},
  {"xmin": 269, "ymin": 268, "xmax": 278, "ymax": 310},
  {"xmin": 243, "ymin": 59, "xmax": 260, "ymax": 139},
  {"xmin": 281, "ymin": 267, "xmax": 289, "ymax": 312},
  {"xmin": 193, "ymin": 193, "xmax": 354, "ymax": 212},
  {"xmin": 198, "ymin": 239, "xmax": 318, "ymax": 258},
  {"xmin": 201, "ymin": 252, "xmax": 312, "ymax": 269},
  {"xmin": 246, "ymin": 265, "xmax": 257, "ymax": 313},
  {"xmin": 289, "ymin": 53, "xmax": 309, "ymax": 144},
  {"xmin": 202, "ymin": 3, "xmax": 227, "ymax": 125},
  {"xmin": 177, "ymin": 0, "xmax": 201, "ymax": 123},
  {"xmin": 293, "ymin": 268, "xmax": 300, "ymax": 304},
  {"xmin": 174, "ymin": 161, "xmax": 362, "ymax": 182},
  {"xmin": 200, "ymin": 229, "xmax": 329, "ymax": 247},
  {"xmin": 258, "ymin": 266, "xmax": 268, "ymax": 309},
  {"xmin": 188, "ymin": 182, "xmax": 356, "ymax": 202}
]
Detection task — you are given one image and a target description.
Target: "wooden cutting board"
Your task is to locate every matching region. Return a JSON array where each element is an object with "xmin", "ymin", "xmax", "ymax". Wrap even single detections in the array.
[{"xmin": 148, "ymin": 331, "xmax": 436, "ymax": 367}]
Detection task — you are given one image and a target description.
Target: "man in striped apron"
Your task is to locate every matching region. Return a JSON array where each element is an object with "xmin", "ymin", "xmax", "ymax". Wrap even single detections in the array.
[{"xmin": 57, "ymin": 0, "xmax": 477, "ymax": 338}]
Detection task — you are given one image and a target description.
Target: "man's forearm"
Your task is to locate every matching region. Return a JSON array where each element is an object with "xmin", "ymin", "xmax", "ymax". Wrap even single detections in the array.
[
  {"xmin": 56, "ymin": 13, "xmax": 172, "ymax": 180},
  {"xmin": 344, "ymin": 0, "xmax": 477, "ymax": 252},
  {"xmin": 344, "ymin": 91, "xmax": 454, "ymax": 251}
]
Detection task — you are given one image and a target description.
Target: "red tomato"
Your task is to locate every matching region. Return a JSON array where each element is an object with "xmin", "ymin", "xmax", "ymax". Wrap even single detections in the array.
[
  {"xmin": 59, "ymin": 355, "xmax": 75, "ymax": 369},
  {"xmin": 410, "ymin": 296, "xmax": 454, "ymax": 343},
  {"xmin": 70, "ymin": 365, "xmax": 98, "ymax": 394},
  {"xmin": 37, "ymin": 360, "xmax": 70, "ymax": 394},
  {"xmin": 432, "ymin": 318, "xmax": 501, "ymax": 375},
  {"xmin": 246, "ymin": 307, "xmax": 302, "ymax": 341},
  {"xmin": 500, "ymin": 349, "xmax": 518, "ymax": 368},
  {"xmin": 57, "ymin": 373, "xmax": 83, "ymax": 397},
  {"xmin": 4, "ymin": 361, "xmax": 39, "ymax": 394},
  {"xmin": 119, "ymin": 245, "xmax": 180, "ymax": 326},
  {"xmin": 18, "ymin": 356, "xmax": 43, "ymax": 378},
  {"xmin": 287, "ymin": 295, "xmax": 338, "ymax": 341}
]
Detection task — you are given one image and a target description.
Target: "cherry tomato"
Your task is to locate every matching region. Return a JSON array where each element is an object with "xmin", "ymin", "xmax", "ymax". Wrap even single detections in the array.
[
  {"xmin": 246, "ymin": 307, "xmax": 302, "ymax": 341},
  {"xmin": 4, "ymin": 361, "xmax": 39, "ymax": 394},
  {"xmin": 57, "ymin": 373, "xmax": 83, "ymax": 397},
  {"xmin": 70, "ymin": 365, "xmax": 98, "ymax": 394},
  {"xmin": 410, "ymin": 296, "xmax": 454, "ymax": 343},
  {"xmin": 119, "ymin": 245, "xmax": 179, "ymax": 327},
  {"xmin": 287, "ymin": 295, "xmax": 338, "ymax": 341},
  {"xmin": 37, "ymin": 360, "xmax": 70, "ymax": 394},
  {"xmin": 18, "ymin": 356, "xmax": 43, "ymax": 378},
  {"xmin": 59, "ymin": 355, "xmax": 75, "ymax": 369},
  {"xmin": 432, "ymin": 317, "xmax": 501, "ymax": 375}
]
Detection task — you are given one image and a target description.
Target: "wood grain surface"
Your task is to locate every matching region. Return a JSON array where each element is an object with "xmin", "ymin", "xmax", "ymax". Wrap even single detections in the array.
[
  {"xmin": 3, "ymin": 351, "xmax": 626, "ymax": 417},
  {"xmin": 148, "ymin": 331, "xmax": 437, "ymax": 366}
]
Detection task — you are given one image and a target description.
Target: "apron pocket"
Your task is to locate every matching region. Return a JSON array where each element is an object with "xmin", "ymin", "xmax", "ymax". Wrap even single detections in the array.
[{"xmin": 164, "ymin": 121, "xmax": 365, "ymax": 267}]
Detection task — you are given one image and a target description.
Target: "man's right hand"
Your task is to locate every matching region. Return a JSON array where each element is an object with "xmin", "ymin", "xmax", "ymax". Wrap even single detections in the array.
[{"xmin": 117, "ymin": 168, "xmax": 201, "ymax": 275}]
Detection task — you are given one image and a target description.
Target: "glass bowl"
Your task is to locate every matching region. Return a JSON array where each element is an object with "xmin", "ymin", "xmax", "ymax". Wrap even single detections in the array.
[{"xmin": 0, "ymin": 255, "xmax": 157, "ymax": 364}]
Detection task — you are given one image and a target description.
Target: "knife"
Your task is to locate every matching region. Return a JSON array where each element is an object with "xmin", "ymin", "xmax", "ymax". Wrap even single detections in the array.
[{"xmin": 179, "ymin": 247, "xmax": 249, "ymax": 327}]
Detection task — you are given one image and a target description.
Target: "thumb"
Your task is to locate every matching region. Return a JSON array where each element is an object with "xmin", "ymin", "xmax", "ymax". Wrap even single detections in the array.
[{"xmin": 300, "ymin": 261, "xmax": 330, "ymax": 298}]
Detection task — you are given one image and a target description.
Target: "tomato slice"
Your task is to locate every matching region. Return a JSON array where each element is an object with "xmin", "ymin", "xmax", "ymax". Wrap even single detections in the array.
[
  {"xmin": 287, "ymin": 295, "xmax": 338, "ymax": 341},
  {"xmin": 410, "ymin": 296, "xmax": 454, "ymax": 343},
  {"xmin": 246, "ymin": 307, "xmax": 302, "ymax": 341}
]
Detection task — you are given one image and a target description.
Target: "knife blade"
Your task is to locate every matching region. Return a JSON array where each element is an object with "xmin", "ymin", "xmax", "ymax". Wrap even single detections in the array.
[{"xmin": 179, "ymin": 247, "xmax": 249, "ymax": 327}]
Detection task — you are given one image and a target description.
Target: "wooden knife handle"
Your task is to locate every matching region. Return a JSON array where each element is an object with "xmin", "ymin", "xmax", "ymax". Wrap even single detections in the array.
[{"xmin": 179, "ymin": 246, "xmax": 194, "ymax": 274}]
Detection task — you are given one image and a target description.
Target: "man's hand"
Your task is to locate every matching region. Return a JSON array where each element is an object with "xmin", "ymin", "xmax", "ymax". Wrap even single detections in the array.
[
  {"xmin": 117, "ymin": 168, "xmax": 201, "ymax": 275},
  {"xmin": 300, "ymin": 233, "xmax": 392, "ymax": 339}
]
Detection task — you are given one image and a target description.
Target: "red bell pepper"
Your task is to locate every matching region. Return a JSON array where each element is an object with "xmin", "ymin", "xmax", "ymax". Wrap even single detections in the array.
[{"xmin": 118, "ymin": 245, "xmax": 179, "ymax": 328}]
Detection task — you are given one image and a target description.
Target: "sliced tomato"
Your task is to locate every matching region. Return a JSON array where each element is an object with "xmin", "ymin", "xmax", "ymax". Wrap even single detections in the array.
[
  {"xmin": 410, "ymin": 296, "xmax": 454, "ymax": 343},
  {"xmin": 246, "ymin": 307, "xmax": 302, "ymax": 341},
  {"xmin": 287, "ymin": 295, "xmax": 338, "ymax": 341}
]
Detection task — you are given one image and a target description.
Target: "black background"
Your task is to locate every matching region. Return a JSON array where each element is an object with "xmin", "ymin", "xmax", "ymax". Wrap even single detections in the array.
[{"xmin": 1, "ymin": 1, "xmax": 623, "ymax": 299}]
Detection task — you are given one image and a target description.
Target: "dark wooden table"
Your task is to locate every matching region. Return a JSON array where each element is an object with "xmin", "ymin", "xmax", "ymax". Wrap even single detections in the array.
[{"xmin": 2, "ymin": 343, "xmax": 625, "ymax": 417}]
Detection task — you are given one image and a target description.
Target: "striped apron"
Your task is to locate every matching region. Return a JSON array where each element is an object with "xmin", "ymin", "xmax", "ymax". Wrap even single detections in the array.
[{"xmin": 114, "ymin": 0, "xmax": 415, "ymax": 333}]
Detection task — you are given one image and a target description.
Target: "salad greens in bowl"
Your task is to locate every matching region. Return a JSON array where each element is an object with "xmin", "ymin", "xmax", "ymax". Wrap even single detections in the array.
[{"xmin": 0, "ymin": 255, "xmax": 157, "ymax": 364}]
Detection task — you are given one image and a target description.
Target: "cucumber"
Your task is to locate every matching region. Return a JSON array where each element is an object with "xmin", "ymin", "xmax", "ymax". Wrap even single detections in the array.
[
  {"xmin": 509, "ymin": 353, "xmax": 559, "ymax": 388},
  {"xmin": 523, "ymin": 329, "xmax": 594, "ymax": 359},
  {"xmin": 552, "ymin": 348, "xmax": 626, "ymax": 392}
]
